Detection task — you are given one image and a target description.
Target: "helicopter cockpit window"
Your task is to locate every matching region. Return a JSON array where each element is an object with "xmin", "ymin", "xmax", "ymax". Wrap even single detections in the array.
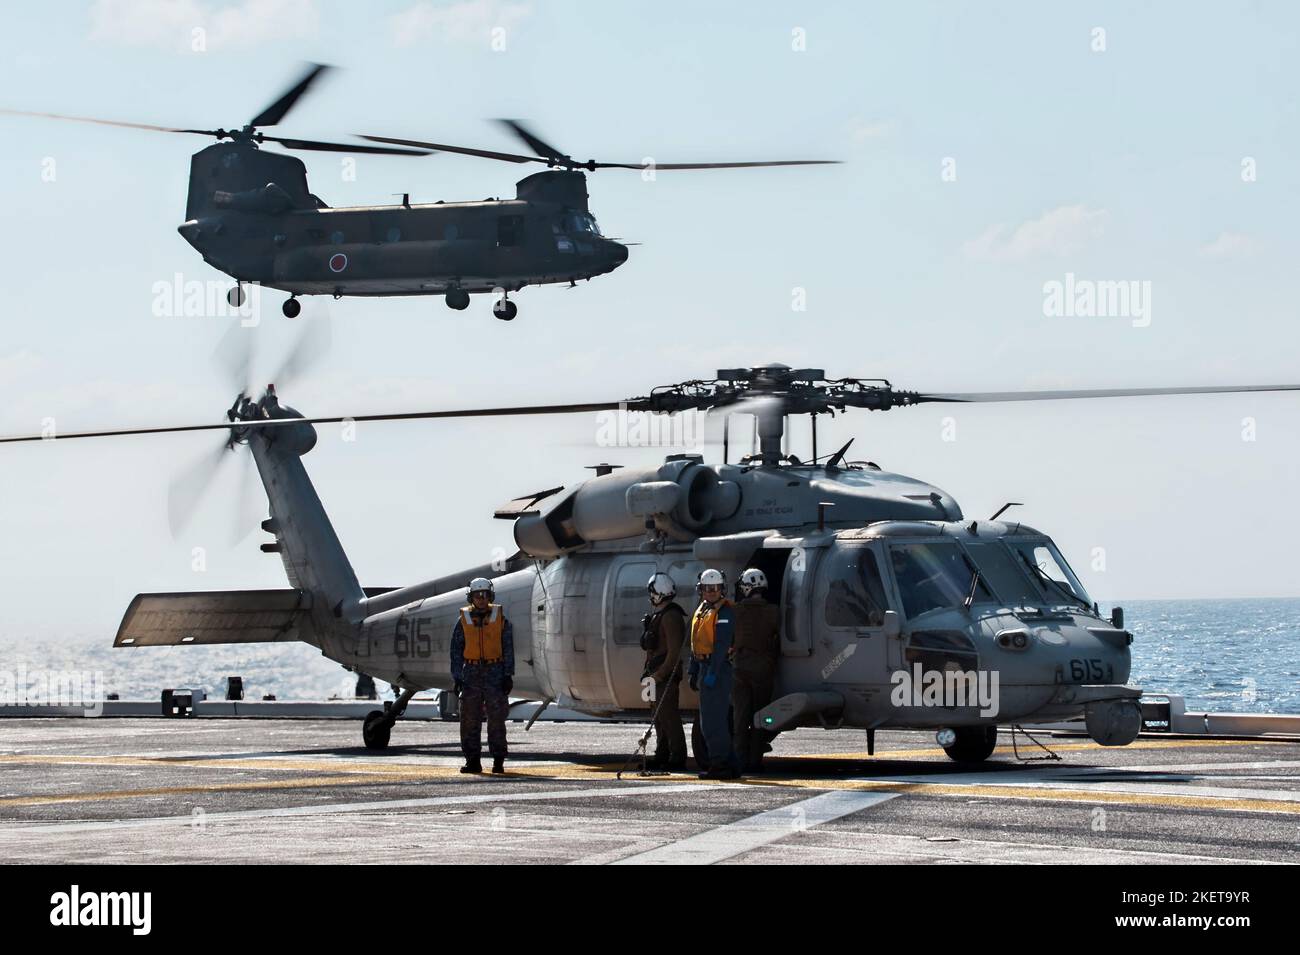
[
  {"xmin": 1009, "ymin": 540, "xmax": 1092, "ymax": 608},
  {"xmin": 889, "ymin": 542, "xmax": 993, "ymax": 620},
  {"xmin": 558, "ymin": 212, "xmax": 601, "ymax": 236},
  {"xmin": 963, "ymin": 541, "xmax": 1041, "ymax": 607},
  {"xmin": 824, "ymin": 547, "xmax": 890, "ymax": 628}
]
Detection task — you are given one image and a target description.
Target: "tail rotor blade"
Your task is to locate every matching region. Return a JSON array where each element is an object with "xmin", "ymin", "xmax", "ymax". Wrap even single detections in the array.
[
  {"xmin": 270, "ymin": 315, "xmax": 333, "ymax": 389},
  {"xmin": 231, "ymin": 449, "xmax": 262, "ymax": 545},
  {"xmin": 167, "ymin": 442, "xmax": 231, "ymax": 538}
]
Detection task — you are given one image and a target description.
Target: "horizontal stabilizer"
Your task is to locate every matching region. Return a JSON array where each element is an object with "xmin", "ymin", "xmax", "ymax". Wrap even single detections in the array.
[{"xmin": 115, "ymin": 589, "xmax": 315, "ymax": 647}]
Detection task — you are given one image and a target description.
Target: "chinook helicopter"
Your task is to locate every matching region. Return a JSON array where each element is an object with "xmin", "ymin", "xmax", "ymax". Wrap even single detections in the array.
[
  {"xmin": 3, "ymin": 64, "xmax": 836, "ymax": 321},
  {"xmin": 7, "ymin": 362, "xmax": 1299, "ymax": 764}
]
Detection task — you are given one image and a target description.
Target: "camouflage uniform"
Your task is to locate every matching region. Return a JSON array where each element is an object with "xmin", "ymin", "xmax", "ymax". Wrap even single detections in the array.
[{"xmin": 450, "ymin": 604, "xmax": 514, "ymax": 762}]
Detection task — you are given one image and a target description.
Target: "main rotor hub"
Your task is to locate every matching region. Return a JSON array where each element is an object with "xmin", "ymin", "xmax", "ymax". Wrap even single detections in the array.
[{"xmin": 624, "ymin": 363, "xmax": 925, "ymax": 466}]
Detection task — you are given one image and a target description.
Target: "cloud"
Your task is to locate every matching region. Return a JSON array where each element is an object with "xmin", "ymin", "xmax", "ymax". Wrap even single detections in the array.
[
  {"xmin": 389, "ymin": 0, "xmax": 531, "ymax": 47},
  {"xmin": 964, "ymin": 204, "xmax": 1108, "ymax": 262},
  {"xmin": 1198, "ymin": 231, "xmax": 1258, "ymax": 258},
  {"xmin": 89, "ymin": 0, "xmax": 320, "ymax": 52}
]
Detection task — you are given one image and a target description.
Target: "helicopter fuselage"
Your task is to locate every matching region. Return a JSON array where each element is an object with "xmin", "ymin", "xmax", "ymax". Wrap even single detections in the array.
[{"xmin": 177, "ymin": 142, "xmax": 628, "ymax": 299}]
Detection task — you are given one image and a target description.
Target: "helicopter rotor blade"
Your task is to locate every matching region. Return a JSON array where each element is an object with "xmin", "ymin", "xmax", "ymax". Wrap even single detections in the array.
[
  {"xmin": 914, "ymin": 384, "xmax": 1300, "ymax": 404},
  {"xmin": 231, "ymin": 449, "xmax": 262, "ymax": 545},
  {"xmin": 596, "ymin": 159, "xmax": 841, "ymax": 170},
  {"xmin": 496, "ymin": 118, "xmax": 566, "ymax": 162},
  {"xmin": 0, "ymin": 108, "xmax": 220, "ymax": 138},
  {"xmin": 269, "ymin": 315, "xmax": 333, "ymax": 390},
  {"xmin": 260, "ymin": 134, "xmax": 431, "ymax": 156},
  {"xmin": 0, "ymin": 401, "xmax": 625, "ymax": 445},
  {"xmin": 359, "ymin": 126, "xmax": 839, "ymax": 171},
  {"xmin": 358, "ymin": 134, "xmax": 536, "ymax": 164},
  {"xmin": 249, "ymin": 63, "xmax": 332, "ymax": 128},
  {"xmin": 167, "ymin": 441, "xmax": 235, "ymax": 538}
]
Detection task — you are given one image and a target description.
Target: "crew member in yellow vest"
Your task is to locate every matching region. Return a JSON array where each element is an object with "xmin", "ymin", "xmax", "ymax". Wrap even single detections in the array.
[
  {"xmin": 688, "ymin": 568, "xmax": 740, "ymax": 779},
  {"xmin": 450, "ymin": 577, "xmax": 514, "ymax": 775}
]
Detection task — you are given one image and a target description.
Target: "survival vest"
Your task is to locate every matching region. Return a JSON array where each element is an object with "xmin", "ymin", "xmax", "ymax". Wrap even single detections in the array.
[
  {"xmin": 460, "ymin": 605, "xmax": 505, "ymax": 664},
  {"xmin": 691, "ymin": 599, "xmax": 732, "ymax": 659}
]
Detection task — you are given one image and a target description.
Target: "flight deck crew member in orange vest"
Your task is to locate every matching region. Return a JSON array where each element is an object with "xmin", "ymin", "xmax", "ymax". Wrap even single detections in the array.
[
  {"xmin": 450, "ymin": 577, "xmax": 514, "ymax": 775},
  {"xmin": 689, "ymin": 568, "xmax": 740, "ymax": 779}
]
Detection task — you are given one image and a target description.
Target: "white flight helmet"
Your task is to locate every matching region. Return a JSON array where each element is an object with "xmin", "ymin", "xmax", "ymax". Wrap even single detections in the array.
[
  {"xmin": 647, "ymin": 572, "xmax": 677, "ymax": 602},
  {"xmin": 739, "ymin": 567, "xmax": 768, "ymax": 596},
  {"xmin": 466, "ymin": 576, "xmax": 495, "ymax": 602},
  {"xmin": 696, "ymin": 568, "xmax": 726, "ymax": 596}
]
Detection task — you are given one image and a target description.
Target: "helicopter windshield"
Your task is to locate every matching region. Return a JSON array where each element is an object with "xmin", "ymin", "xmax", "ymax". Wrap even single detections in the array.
[
  {"xmin": 888, "ymin": 542, "xmax": 993, "ymax": 619},
  {"xmin": 556, "ymin": 212, "xmax": 601, "ymax": 236},
  {"xmin": 1009, "ymin": 540, "xmax": 1092, "ymax": 608},
  {"xmin": 962, "ymin": 540, "xmax": 1044, "ymax": 607}
]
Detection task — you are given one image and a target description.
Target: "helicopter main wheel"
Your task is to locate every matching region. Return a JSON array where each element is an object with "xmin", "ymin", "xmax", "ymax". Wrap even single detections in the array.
[
  {"xmin": 227, "ymin": 284, "xmax": 245, "ymax": 308},
  {"xmin": 939, "ymin": 725, "xmax": 997, "ymax": 763},
  {"xmin": 492, "ymin": 299, "xmax": 518, "ymax": 321},
  {"xmin": 282, "ymin": 297, "xmax": 301, "ymax": 319},
  {"xmin": 362, "ymin": 710, "xmax": 392, "ymax": 750},
  {"xmin": 445, "ymin": 289, "xmax": 470, "ymax": 311}
]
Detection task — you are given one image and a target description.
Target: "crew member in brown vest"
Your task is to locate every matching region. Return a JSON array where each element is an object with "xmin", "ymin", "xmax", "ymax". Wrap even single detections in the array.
[{"xmin": 732, "ymin": 567, "xmax": 781, "ymax": 772}]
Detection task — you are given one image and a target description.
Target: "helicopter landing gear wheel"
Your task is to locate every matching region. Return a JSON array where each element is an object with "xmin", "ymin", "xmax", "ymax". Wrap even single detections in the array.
[
  {"xmin": 227, "ymin": 284, "xmax": 245, "ymax": 308},
  {"xmin": 362, "ymin": 710, "xmax": 391, "ymax": 750},
  {"xmin": 281, "ymin": 297, "xmax": 301, "ymax": 319},
  {"xmin": 492, "ymin": 298, "xmax": 518, "ymax": 321},
  {"xmin": 445, "ymin": 289, "xmax": 470, "ymax": 310},
  {"xmin": 939, "ymin": 725, "xmax": 997, "ymax": 763},
  {"xmin": 691, "ymin": 720, "xmax": 709, "ymax": 771}
]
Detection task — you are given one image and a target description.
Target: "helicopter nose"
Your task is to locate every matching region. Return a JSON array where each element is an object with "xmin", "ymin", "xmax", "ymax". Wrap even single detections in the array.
[{"xmin": 609, "ymin": 241, "xmax": 629, "ymax": 267}]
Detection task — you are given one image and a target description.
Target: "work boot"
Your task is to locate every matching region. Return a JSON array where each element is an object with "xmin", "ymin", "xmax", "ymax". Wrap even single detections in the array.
[
  {"xmin": 492, "ymin": 757, "xmax": 505, "ymax": 775},
  {"xmin": 460, "ymin": 758, "xmax": 483, "ymax": 774}
]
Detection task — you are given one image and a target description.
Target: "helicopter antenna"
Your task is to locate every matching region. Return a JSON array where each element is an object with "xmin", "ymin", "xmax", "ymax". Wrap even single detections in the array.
[
  {"xmin": 825, "ymin": 439, "xmax": 855, "ymax": 470},
  {"xmin": 990, "ymin": 502, "xmax": 1024, "ymax": 521}
]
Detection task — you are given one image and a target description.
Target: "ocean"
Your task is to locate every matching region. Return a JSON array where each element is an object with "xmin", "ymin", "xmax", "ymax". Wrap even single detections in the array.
[{"xmin": 0, "ymin": 598, "xmax": 1296, "ymax": 714}]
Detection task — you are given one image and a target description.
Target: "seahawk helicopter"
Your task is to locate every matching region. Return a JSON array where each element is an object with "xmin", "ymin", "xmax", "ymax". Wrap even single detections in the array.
[
  {"xmin": 8, "ymin": 361, "xmax": 1300, "ymax": 763},
  {"xmin": 3, "ymin": 64, "xmax": 836, "ymax": 321}
]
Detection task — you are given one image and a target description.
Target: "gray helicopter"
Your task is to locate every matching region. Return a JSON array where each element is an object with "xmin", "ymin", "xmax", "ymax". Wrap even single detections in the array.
[{"xmin": 8, "ymin": 363, "xmax": 1299, "ymax": 763}]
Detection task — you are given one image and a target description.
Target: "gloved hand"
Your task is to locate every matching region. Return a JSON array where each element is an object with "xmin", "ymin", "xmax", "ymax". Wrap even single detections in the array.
[
  {"xmin": 454, "ymin": 680, "xmax": 463, "ymax": 696},
  {"xmin": 703, "ymin": 671, "xmax": 717, "ymax": 690},
  {"xmin": 688, "ymin": 673, "xmax": 700, "ymax": 692},
  {"xmin": 502, "ymin": 676, "xmax": 513, "ymax": 695}
]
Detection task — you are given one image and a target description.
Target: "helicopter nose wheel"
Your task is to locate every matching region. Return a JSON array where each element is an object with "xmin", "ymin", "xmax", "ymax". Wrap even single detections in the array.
[
  {"xmin": 445, "ymin": 289, "xmax": 470, "ymax": 311},
  {"xmin": 281, "ymin": 297, "xmax": 301, "ymax": 319},
  {"xmin": 226, "ymin": 284, "xmax": 245, "ymax": 308},
  {"xmin": 492, "ymin": 297, "xmax": 518, "ymax": 321}
]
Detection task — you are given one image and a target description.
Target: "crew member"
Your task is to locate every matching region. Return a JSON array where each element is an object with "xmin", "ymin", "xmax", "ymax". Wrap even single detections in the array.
[
  {"xmin": 450, "ymin": 577, "xmax": 514, "ymax": 775},
  {"xmin": 732, "ymin": 567, "xmax": 781, "ymax": 772},
  {"xmin": 641, "ymin": 572, "xmax": 687, "ymax": 770},
  {"xmin": 689, "ymin": 568, "xmax": 740, "ymax": 779}
]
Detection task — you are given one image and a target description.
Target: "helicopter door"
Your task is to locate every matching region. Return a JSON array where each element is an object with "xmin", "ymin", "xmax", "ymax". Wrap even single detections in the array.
[
  {"xmin": 605, "ymin": 558, "xmax": 658, "ymax": 709},
  {"xmin": 778, "ymin": 544, "xmax": 822, "ymax": 657}
]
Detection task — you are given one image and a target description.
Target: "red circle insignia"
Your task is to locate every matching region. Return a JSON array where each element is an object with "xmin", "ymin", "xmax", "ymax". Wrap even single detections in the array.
[{"xmin": 329, "ymin": 253, "xmax": 348, "ymax": 273}]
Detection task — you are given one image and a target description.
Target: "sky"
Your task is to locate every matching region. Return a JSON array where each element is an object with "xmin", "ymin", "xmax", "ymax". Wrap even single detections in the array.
[{"xmin": 2, "ymin": 0, "xmax": 1300, "ymax": 640}]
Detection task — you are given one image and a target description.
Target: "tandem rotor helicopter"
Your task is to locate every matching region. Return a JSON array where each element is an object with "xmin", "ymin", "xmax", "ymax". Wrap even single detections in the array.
[
  {"xmin": 3, "ymin": 63, "xmax": 836, "ymax": 321},
  {"xmin": 6, "ymin": 361, "xmax": 1298, "ymax": 764}
]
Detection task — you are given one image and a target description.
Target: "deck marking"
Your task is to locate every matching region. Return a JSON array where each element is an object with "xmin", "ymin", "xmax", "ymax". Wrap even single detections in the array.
[{"xmin": 610, "ymin": 790, "xmax": 900, "ymax": 865}]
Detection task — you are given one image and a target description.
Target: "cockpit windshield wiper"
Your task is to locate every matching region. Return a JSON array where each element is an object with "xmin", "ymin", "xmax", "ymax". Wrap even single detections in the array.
[
  {"xmin": 1017, "ymin": 551, "xmax": 1089, "ymax": 610},
  {"xmin": 963, "ymin": 566, "xmax": 982, "ymax": 611}
]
